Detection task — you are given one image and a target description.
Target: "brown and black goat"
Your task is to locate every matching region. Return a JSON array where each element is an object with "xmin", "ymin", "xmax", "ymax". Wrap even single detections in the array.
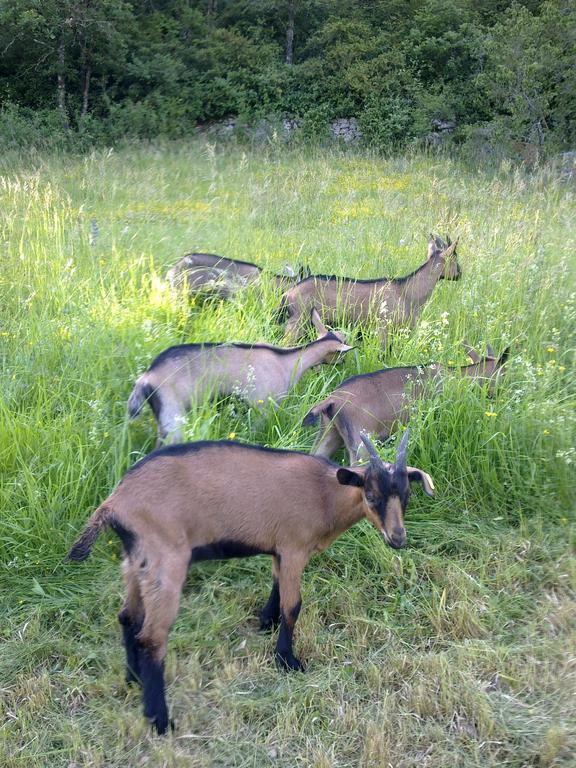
[
  {"xmin": 303, "ymin": 342, "xmax": 509, "ymax": 463},
  {"xmin": 167, "ymin": 252, "xmax": 310, "ymax": 300},
  {"xmin": 67, "ymin": 430, "xmax": 434, "ymax": 734},
  {"xmin": 277, "ymin": 235, "xmax": 461, "ymax": 343},
  {"xmin": 128, "ymin": 309, "xmax": 352, "ymax": 445}
]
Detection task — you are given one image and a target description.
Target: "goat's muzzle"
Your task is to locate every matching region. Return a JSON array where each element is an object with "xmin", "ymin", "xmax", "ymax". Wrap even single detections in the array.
[{"xmin": 381, "ymin": 527, "xmax": 407, "ymax": 549}]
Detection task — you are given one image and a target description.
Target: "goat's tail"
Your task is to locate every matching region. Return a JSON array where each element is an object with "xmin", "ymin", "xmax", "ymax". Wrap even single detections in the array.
[
  {"xmin": 67, "ymin": 504, "xmax": 113, "ymax": 562},
  {"xmin": 302, "ymin": 400, "xmax": 333, "ymax": 427},
  {"xmin": 128, "ymin": 377, "xmax": 152, "ymax": 419}
]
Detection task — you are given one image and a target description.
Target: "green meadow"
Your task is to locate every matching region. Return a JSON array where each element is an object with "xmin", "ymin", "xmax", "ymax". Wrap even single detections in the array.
[{"xmin": 1, "ymin": 142, "xmax": 574, "ymax": 767}]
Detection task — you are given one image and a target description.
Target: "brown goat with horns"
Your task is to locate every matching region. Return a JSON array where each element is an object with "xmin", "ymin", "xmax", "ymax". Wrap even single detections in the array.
[
  {"xmin": 277, "ymin": 234, "xmax": 461, "ymax": 343},
  {"xmin": 67, "ymin": 430, "xmax": 434, "ymax": 734}
]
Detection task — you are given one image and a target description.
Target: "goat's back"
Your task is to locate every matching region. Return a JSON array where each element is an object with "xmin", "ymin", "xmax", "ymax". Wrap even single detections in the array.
[
  {"xmin": 284, "ymin": 275, "xmax": 401, "ymax": 322},
  {"xmin": 110, "ymin": 442, "xmax": 346, "ymax": 553}
]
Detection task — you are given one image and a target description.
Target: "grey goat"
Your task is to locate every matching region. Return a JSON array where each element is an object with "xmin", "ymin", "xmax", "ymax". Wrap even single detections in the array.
[
  {"xmin": 303, "ymin": 342, "xmax": 509, "ymax": 463},
  {"xmin": 129, "ymin": 309, "xmax": 353, "ymax": 445},
  {"xmin": 167, "ymin": 252, "xmax": 310, "ymax": 300}
]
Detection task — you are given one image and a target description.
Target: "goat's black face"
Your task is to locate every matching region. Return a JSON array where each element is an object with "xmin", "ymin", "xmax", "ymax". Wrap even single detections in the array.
[
  {"xmin": 336, "ymin": 431, "xmax": 435, "ymax": 550},
  {"xmin": 364, "ymin": 466, "xmax": 410, "ymax": 549}
]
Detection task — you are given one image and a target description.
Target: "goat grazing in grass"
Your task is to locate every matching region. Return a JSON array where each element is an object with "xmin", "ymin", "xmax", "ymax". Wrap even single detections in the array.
[
  {"xmin": 303, "ymin": 342, "xmax": 509, "ymax": 463},
  {"xmin": 167, "ymin": 252, "xmax": 310, "ymax": 300},
  {"xmin": 128, "ymin": 309, "xmax": 353, "ymax": 446},
  {"xmin": 277, "ymin": 235, "xmax": 461, "ymax": 343},
  {"xmin": 67, "ymin": 430, "xmax": 434, "ymax": 734}
]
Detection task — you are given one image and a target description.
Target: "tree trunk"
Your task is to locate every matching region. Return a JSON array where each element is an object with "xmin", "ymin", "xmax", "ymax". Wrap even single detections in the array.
[
  {"xmin": 81, "ymin": 66, "xmax": 91, "ymax": 119},
  {"xmin": 285, "ymin": 1, "xmax": 295, "ymax": 65},
  {"xmin": 57, "ymin": 33, "xmax": 68, "ymax": 127},
  {"xmin": 207, "ymin": 0, "xmax": 217, "ymax": 22}
]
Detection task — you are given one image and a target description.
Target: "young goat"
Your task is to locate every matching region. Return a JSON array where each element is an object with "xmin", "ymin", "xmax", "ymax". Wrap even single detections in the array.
[
  {"xmin": 167, "ymin": 252, "xmax": 310, "ymax": 300},
  {"xmin": 303, "ymin": 342, "xmax": 509, "ymax": 463},
  {"xmin": 277, "ymin": 235, "xmax": 461, "ymax": 343},
  {"xmin": 128, "ymin": 309, "xmax": 353, "ymax": 445},
  {"xmin": 67, "ymin": 430, "xmax": 434, "ymax": 734}
]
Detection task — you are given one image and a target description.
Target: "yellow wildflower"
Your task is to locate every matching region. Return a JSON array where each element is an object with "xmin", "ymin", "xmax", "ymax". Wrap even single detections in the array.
[
  {"xmin": 257, "ymin": 399, "xmax": 264, "ymax": 404},
  {"xmin": 548, "ymin": 359, "xmax": 556, "ymax": 366},
  {"xmin": 546, "ymin": 346, "xmax": 555, "ymax": 353},
  {"xmin": 559, "ymin": 365, "xmax": 566, "ymax": 372},
  {"xmin": 543, "ymin": 429, "xmax": 550, "ymax": 435},
  {"xmin": 484, "ymin": 411, "xmax": 497, "ymax": 418},
  {"xmin": 228, "ymin": 432, "xmax": 236, "ymax": 440}
]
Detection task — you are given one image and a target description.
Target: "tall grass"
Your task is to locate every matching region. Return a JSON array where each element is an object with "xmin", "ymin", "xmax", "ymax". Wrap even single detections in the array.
[{"xmin": 1, "ymin": 142, "xmax": 574, "ymax": 767}]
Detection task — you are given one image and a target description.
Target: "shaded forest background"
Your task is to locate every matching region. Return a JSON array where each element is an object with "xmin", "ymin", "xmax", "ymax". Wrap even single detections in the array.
[{"xmin": 0, "ymin": 0, "xmax": 574, "ymax": 158}]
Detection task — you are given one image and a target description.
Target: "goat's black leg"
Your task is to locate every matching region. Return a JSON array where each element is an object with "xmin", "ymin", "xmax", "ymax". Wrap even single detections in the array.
[
  {"xmin": 139, "ymin": 645, "xmax": 170, "ymax": 735},
  {"xmin": 260, "ymin": 555, "xmax": 281, "ymax": 631},
  {"xmin": 136, "ymin": 553, "xmax": 188, "ymax": 734},
  {"xmin": 118, "ymin": 609, "xmax": 142, "ymax": 684},
  {"xmin": 275, "ymin": 553, "xmax": 307, "ymax": 672},
  {"xmin": 119, "ymin": 568, "xmax": 144, "ymax": 685}
]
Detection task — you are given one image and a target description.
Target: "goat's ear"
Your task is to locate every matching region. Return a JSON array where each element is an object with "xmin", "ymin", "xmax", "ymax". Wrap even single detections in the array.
[
  {"xmin": 497, "ymin": 346, "xmax": 510, "ymax": 367},
  {"xmin": 407, "ymin": 467, "xmax": 435, "ymax": 496},
  {"xmin": 443, "ymin": 238, "xmax": 459, "ymax": 259},
  {"xmin": 433, "ymin": 234, "xmax": 445, "ymax": 250},
  {"xmin": 336, "ymin": 343, "xmax": 354, "ymax": 352},
  {"xmin": 337, "ymin": 468, "xmax": 365, "ymax": 487},
  {"xmin": 427, "ymin": 235, "xmax": 436, "ymax": 259},
  {"xmin": 310, "ymin": 307, "xmax": 329, "ymax": 337}
]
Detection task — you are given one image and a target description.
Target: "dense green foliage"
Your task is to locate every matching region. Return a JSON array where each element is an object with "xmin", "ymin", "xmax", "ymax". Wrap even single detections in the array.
[
  {"xmin": 1, "ymin": 143, "xmax": 574, "ymax": 765},
  {"xmin": 0, "ymin": 0, "xmax": 575, "ymax": 156}
]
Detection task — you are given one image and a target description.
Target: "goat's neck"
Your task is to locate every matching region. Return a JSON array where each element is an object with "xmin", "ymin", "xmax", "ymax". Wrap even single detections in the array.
[
  {"xmin": 399, "ymin": 258, "xmax": 443, "ymax": 311},
  {"xmin": 288, "ymin": 339, "xmax": 329, "ymax": 384},
  {"xmin": 331, "ymin": 485, "xmax": 366, "ymax": 534}
]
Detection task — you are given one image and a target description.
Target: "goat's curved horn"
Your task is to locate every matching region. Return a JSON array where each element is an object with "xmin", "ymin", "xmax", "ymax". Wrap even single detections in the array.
[
  {"xmin": 396, "ymin": 429, "xmax": 410, "ymax": 470},
  {"xmin": 360, "ymin": 432, "xmax": 383, "ymax": 468},
  {"xmin": 463, "ymin": 339, "xmax": 480, "ymax": 363}
]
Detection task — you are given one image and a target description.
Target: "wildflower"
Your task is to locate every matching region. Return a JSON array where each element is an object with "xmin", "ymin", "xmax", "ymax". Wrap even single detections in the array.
[
  {"xmin": 484, "ymin": 411, "xmax": 497, "ymax": 418},
  {"xmin": 548, "ymin": 359, "xmax": 556, "ymax": 366},
  {"xmin": 559, "ymin": 365, "xmax": 566, "ymax": 372},
  {"xmin": 537, "ymin": 370, "xmax": 544, "ymax": 376},
  {"xmin": 257, "ymin": 399, "xmax": 264, "ymax": 404},
  {"xmin": 543, "ymin": 429, "xmax": 550, "ymax": 435},
  {"xmin": 561, "ymin": 517, "xmax": 568, "ymax": 525},
  {"xmin": 546, "ymin": 346, "xmax": 555, "ymax": 353},
  {"xmin": 228, "ymin": 432, "xmax": 236, "ymax": 440}
]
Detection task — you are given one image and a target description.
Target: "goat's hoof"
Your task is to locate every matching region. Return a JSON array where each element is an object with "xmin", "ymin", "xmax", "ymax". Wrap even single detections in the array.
[
  {"xmin": 151, "ymin": 711, "xmax": 170, "ymax": 736},
  {"xmin": 275, "ymin": 652, "xmax": 305, "ymax": 672}
]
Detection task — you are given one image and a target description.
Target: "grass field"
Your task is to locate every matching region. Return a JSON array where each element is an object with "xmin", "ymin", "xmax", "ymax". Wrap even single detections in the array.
[{"xmin": 1, "ymin": 141, "xmax": 575, "ymax": 767}]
